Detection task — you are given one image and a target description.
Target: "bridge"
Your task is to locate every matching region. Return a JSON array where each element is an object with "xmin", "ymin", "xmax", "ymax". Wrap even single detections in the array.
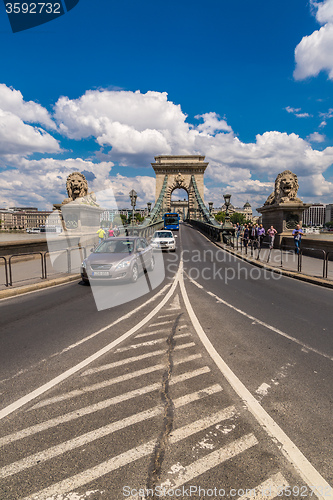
[{"xmin": 0, "ymin": 159, "xmax": 332, "ymax": 499}]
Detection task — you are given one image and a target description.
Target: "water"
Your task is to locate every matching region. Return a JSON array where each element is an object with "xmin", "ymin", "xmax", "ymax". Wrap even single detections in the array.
[{"xmin": 0, "ymin": 232, "xmax": 60, "ymax": 243}]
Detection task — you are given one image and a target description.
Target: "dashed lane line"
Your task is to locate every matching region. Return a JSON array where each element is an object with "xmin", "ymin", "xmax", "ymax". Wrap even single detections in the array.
[
  {"xmin": 21, "ymin": 409, "xmax": 247, "ymax": 500},
  {"xmin": 0, "ymin": 367, "xmax": 211, "ymax": 447},
  {"xmin": 1, "ymin": 387, "xmax": 227, "ymax": 479},
  {"xmin": 187, "ymin": 276, "xmax": 333, "ymax": 363}
]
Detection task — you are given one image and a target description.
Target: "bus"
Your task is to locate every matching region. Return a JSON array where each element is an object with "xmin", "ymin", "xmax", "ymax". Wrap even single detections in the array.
[{"xmin": 163, "ymin": 212, "xmax": 180, "ymax": 230}]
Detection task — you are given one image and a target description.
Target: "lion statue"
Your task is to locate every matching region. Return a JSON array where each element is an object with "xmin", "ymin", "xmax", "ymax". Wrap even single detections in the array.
[
  {"xmin": 61, "ymin": 172, "xmax": 98, "ymax": 206},
  {"xmin": 264, "ymin": 170, "xmax": 302, "ymax": 205}
]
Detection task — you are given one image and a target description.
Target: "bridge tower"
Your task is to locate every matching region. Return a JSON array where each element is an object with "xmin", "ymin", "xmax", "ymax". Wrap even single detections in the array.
[{"xmin": 151, "ymin": 155, "xmax": 208, "ymax": 217}]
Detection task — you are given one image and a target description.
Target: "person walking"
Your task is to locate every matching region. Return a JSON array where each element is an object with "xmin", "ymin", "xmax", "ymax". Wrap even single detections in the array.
[
  {"xmin": 292, "ymin": 224, "xmax": 303, "ymax": 254},
  {"xmin": 97, "ymin": 227, "xmax": 106, "ymax": 244},
  {"xmin": 108, "ymin": 225, "xmax": 114, "ymax": 237},
  {"xmin": 257, "ymin": 224, "xmax": 265, "ymax": 248},
  {"xmin": 267, "ymin": 225, "xmax": 277, "ymax": 249},
  {"xmin": 243, "ymin": 224, "xmax": 249, "ymax": 252}
]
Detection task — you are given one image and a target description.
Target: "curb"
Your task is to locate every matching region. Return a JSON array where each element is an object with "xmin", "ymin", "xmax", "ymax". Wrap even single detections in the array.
[
  {"xmin": 0, "ymin": 274, "xmax": 81, "ymax": 299},
  {"xmin": 217, "ymin": 243, "xmax": 333, "ymax": 289}
]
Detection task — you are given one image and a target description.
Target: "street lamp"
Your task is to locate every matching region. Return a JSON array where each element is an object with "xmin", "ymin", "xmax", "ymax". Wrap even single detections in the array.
[
  {"xmin": 208, "ymin": 202, "xmax": 213, "ymax": 215},
  {"xmin": 222, "ymin": 193, "xmax": 234, "ymax": 245},
  {"xmin": 129, "ymin": 189, "xmax": 137, "ymax": 226},
  {"xmin": 147, "ymin": 202, "xmax": 152, "ymax": 215}
]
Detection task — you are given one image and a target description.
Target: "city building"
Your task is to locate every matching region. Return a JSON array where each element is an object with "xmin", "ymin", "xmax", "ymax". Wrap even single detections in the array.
[
  {"xmin": 0, "ymin": 207, "xmax": 52, "ymax": 229},
  {"xmin": 302, "ymin": 203, "xmax": 326, "ymax": 227},
  {"xmin": 325, "ymin": 204, "xmax": 333, "ymax": 224}
]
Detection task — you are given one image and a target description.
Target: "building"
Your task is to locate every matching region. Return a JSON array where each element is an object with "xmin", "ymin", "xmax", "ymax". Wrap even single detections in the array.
[
  {"xmin": 325, "ymin": 204, "xmax": 333, "ymax": 223},
  {"xmin": 302, "ymin": 203, "xmax": 326, "ymax": 227},
  {"xmin": 0, "ymin": 207, "xmax": 52, "ymax": 229}
]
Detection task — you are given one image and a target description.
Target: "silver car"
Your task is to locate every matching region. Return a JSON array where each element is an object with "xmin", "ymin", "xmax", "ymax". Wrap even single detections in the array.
[{"xmin": 81, "ymin": 236, "xmax": 155, "ymax": 284}]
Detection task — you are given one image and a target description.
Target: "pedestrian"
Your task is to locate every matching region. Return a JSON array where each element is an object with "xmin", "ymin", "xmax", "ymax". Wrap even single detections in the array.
[
  {"xmin": 257, "ymin": 224, "xmax": 265, "ymax": 248},
  {"xmin": 108, "ymin": 225, "xmax": 114, "ymax": 237},
  {"xmin": 292, "ymin": 224, "xmax": 303, "ymax": 254},
  {"xmin": 113, "ymin": 225, "xmax": 120, "ymax": 237},
  {"xmin": 249, "ymin": 224, "xmax": 257, "ymax": 249},
  {"xmin": 97, "ymin": 227, "xmax": 106, "ymax": 244},
  {"xmin": 267, "ymin": 225, "xmax": 277, "ymax": 249},
  {"xmin": 243, "ymin": 224, "xmax": 249, "ymax": 250}
]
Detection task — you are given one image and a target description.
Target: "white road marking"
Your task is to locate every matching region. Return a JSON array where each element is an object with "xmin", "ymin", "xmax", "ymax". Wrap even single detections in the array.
[
  {"xmin": 0, "ymin": 275, "xmax": 179, "ymax": 421},
  {"xmin": 0, "ymin": 367, "xmax": 211, "ymax": 447},
  {"xmin": 52, "ymin": 283, "xmax": 172, "ymax": 356},
  {"xmin": 189, "ymin": 277, "xmax": 333, "ymax": 362},
  {"xmin": 0, "ymin": 387, "xmax": 227, "ymax": 479},
  {"xmin": 115, "ymin": 333, "xmax": 191, "ymax": 352},
  {"xmin": 236, "ymin": 472, "xmax": 289, "ymax": 500},
  {"xmin": 167, "ymin": 294, "xmax": 181, "ymax": 310},
  {"xmin": 30, "ymin": 354, "xmax": 203, "ymax": 410},
  {"xmin": 149, "ymin": 320, "xmax": 174, "ymax": 326},
  {"xmin": 180, "ymin": 262, "xmax": 332, "ymax": 500},
  {"xmin": 81, "ymin": 343, "xmax": 198, "ymax": 376},
  {"xmin": 135, "ymin": 324, "xmax": 187, "ymax": 338},
  {"xmin": 21, "ymin": 408, "xmax": 240, "ymax": 500},
  {"xmin": 255, "ymin": 383, "xmax": 271, "ymax": 397},
  {"xmin": 156, "ymin": 434, "xmax": 258, "ymax": 494}
]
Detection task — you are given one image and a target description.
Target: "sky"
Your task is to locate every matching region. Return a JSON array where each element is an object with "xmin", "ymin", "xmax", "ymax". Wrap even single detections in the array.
[{"xmin": 0, "ymin": 0, "xmax": 333, "ymax": 213}]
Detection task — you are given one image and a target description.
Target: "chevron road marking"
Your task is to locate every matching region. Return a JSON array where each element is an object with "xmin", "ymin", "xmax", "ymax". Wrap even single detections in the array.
[
  {"xmin": 1, "ymin": 386, "xmax": 227, "ymax": 479},
  {"xmin": 0, "ymin": 367, "xmax": 211, "ymax": 447},
  {"xmin": 80, "ymin": 342, "xmax": 197, "ymax": 376},
  {"xmin": 22, "ymin": 412, "xmax": 250, "ymax": 500},
  {"xmin": 29, "ymin": 353, "xmax": 202, "ymax": 410}
]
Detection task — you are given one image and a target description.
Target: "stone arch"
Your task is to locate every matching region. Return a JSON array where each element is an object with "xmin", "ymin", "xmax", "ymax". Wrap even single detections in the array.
[{"xmin": 151, "ymin": 155, "xmax": 208, "ymax": 214}]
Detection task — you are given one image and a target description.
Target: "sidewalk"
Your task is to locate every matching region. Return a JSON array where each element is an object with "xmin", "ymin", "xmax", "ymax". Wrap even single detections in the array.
[
  {"xmin": 217, "ymin": 241, "xmax": 333, "ymax": 288},
  {"xmin": 0, "ymin": 255, "xmax": 81, "ymax": 298}
]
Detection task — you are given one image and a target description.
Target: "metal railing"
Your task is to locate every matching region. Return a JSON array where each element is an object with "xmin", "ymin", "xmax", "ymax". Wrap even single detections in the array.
[{"xmin": 0, "ymin": 256, "xmax": 9, "ymax": 287}]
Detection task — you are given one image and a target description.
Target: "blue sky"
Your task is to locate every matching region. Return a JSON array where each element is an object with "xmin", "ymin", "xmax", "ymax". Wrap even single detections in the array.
[{"xmin": 0, "ymin": 0, "xmax": 333, "ymax": 212}]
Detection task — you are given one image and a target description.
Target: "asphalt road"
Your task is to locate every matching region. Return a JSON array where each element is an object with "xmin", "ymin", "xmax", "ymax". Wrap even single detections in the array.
[{"xmin": 0, "ymin": 223, "xmax": 332, "ymax": 499}]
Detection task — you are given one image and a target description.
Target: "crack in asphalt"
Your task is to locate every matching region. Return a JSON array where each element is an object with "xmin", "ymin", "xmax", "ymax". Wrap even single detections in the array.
[{"xmin": 146, "ymin": 313, "xmax": 183, "ymax": 497}]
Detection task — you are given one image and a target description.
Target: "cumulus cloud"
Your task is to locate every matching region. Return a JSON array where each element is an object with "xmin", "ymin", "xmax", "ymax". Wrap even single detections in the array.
[
  {"xmin": 0, "ymin": 110, "xmax": 60, "ymax": 156},
  {"xmin": 294, "ymin": 0, "xmax": 333, "ymax": 80},
  {"xmin": 0, "ymin": 158, "xmax": 113, "ymax": 209},
  {"xmin": 307, "ymin": 131, "xmax": 326, "ymax": 142},
  {"xmin": 1, "ymin": 85, "xmax": 333, "ymax": 209},
  {"xmin": 0, "ymin": 84, "xmax": 56, "ymax": 129}
]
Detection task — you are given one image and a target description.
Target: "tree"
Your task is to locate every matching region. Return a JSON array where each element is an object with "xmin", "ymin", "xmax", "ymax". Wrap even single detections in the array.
[
  {"xmin": 230, "ymin": 212, "xmax": 246, "ymax": 225},
  {"xmin": 214, "ymin": 211, "xmax": 225, "ymax": 223}
]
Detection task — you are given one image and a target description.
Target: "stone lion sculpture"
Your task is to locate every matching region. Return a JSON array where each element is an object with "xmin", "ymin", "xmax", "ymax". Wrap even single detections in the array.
[
  {"xmin": 61, "ymin": 172, "xmax": 98, "ymax": 206},
  {"xmin": 264, "ymin": 170, "xmax": 302, "ymax": 205}
]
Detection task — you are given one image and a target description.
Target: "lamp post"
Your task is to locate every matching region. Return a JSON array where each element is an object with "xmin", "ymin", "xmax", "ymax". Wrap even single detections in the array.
[
  {"xmin": 222, "ymin": 193, "xmax": 234, "ymax": 245},
  {"xmin": 208, "ymin": 202, "xmax": 213, "ymax": 215},
  {"xmin": 129, "ymin": 189, "xmax": 137, "ymax": 226},
  {"xmin": 147, "ymin": 202, "xmax": 151, "ymax": 215}
]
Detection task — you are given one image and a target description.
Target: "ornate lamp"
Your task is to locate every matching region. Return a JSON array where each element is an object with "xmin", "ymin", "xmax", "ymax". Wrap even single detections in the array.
[
  {"xmin": 208, "ymin": 202, "xmax": 213, "ymax": 215},
  {"xmin": 129, "ymin": 189, "xmax": 137, "ymax": 226},
  {"xmin": 147, "ymin": 202, "xmax": 152, "ymax": 215},
  {"xmin": 222, "ymin": 193, "xmax": 234, "ymax": 245}
]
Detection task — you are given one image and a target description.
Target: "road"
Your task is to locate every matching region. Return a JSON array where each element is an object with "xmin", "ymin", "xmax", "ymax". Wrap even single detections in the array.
[{"xmin": 0, "ymin": 223, "xmax": 332, "ymax": 499}]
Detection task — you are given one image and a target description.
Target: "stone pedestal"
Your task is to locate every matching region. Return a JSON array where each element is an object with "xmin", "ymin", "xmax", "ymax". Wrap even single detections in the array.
[
  {"xmin": 257, "ymin": 202, "xmax": 311, "ymax": 246},
  {"xmin": 60, "ymin": 203, "xmax": 103, "ymax": 233}
]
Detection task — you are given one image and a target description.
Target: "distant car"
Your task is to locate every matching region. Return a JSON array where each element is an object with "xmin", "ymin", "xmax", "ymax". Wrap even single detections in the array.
[
  {"xmin": 81, "ymin": 236, "xmax": 154, "ymax": 284},
  {"xmin": 150, "ymin": 230, "xmax": 176, "ymax": 252}
]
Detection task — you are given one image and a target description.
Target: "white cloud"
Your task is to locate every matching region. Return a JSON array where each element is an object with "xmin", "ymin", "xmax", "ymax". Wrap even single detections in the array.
[
  {"xmin": 0, "ymin": 158, "xmax": 113, "ymax": 209},
  {"xmin": 0, "ymin": 84, "xmax": 56, "ymax": 129},
  {"xmin": 0, "ymin": 110, "xmax": 60, "ymax": 156},
  {"xmin": 1, "ymin": 86, "xmax": 333, "ymax": 209},
  {"xmin": 307, "ymin": 131, "xmax": 326, "ymax": 142},
  {"xmin": 294, "ymin": 1, "xmax": 333, "ymax": 80}
]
